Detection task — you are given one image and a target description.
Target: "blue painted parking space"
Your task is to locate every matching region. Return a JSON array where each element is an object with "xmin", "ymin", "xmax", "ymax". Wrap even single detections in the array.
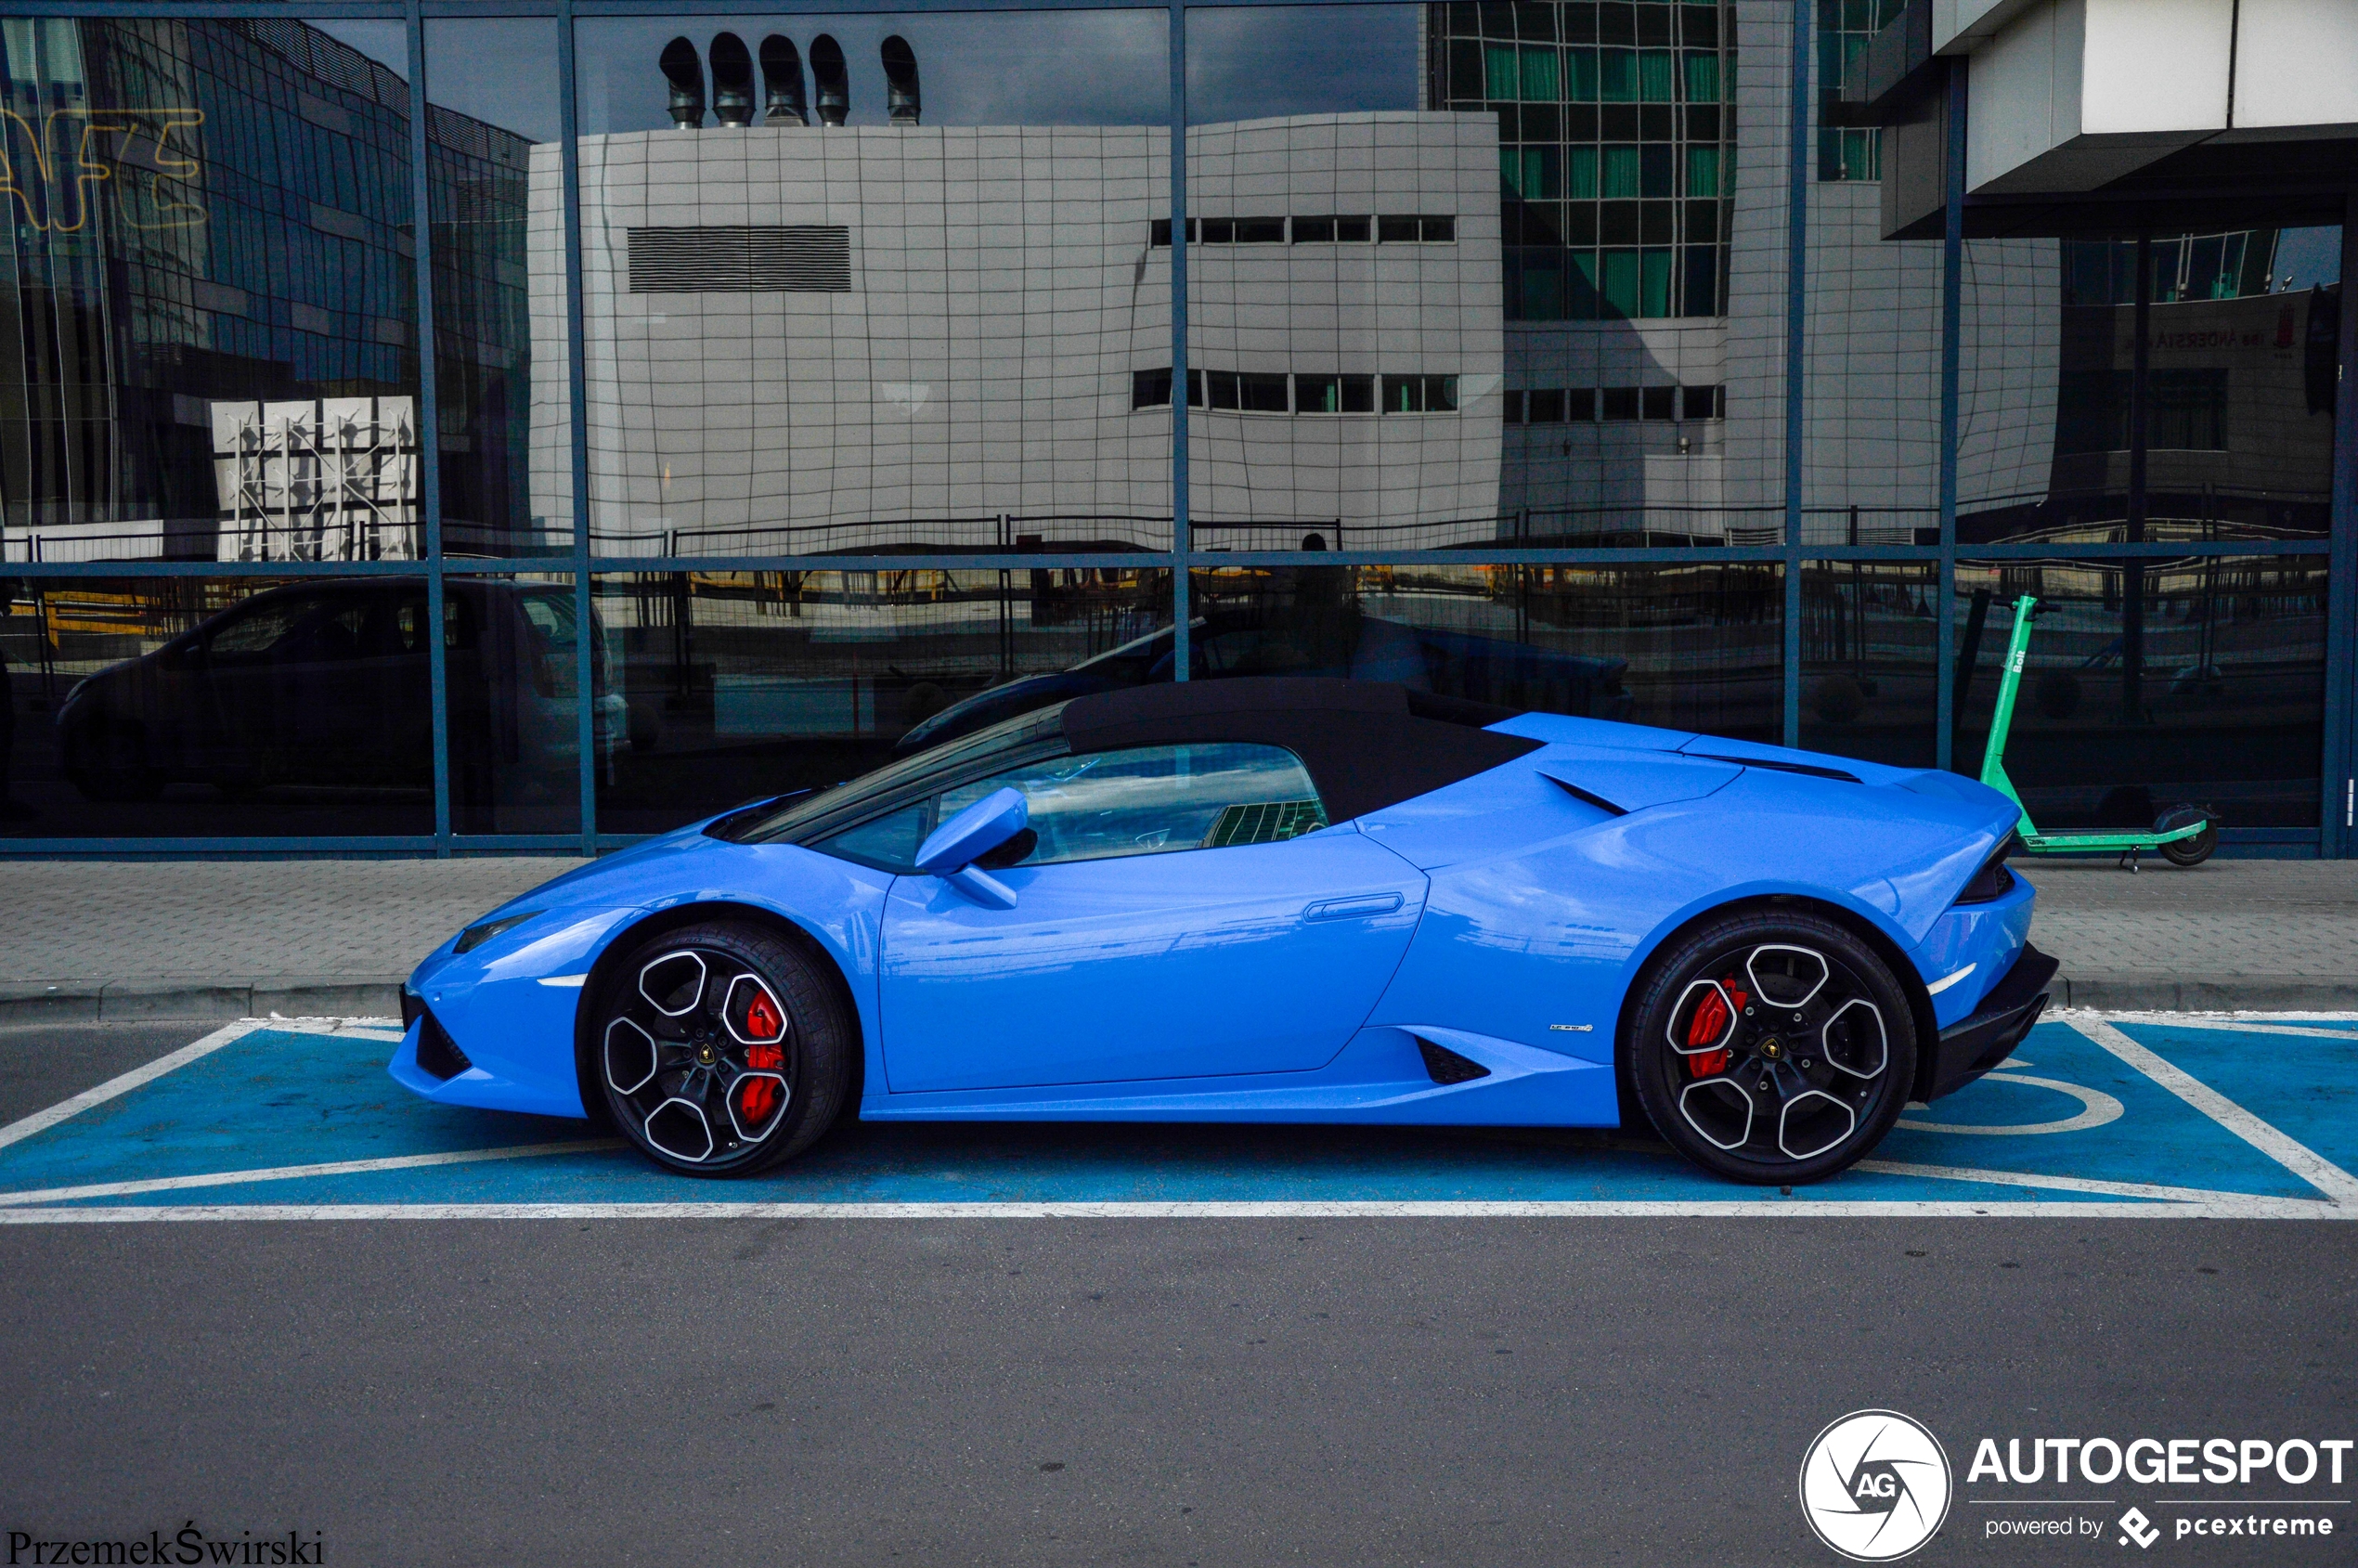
[{"xmin": 0, "ymin": 1015, "xmax": 2351, "ymax": 1217}]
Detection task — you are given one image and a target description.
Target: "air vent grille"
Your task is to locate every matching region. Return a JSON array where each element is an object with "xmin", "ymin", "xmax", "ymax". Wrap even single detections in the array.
[
  {"xmin": 1416, "ymin": 1037, "xmax": 1492, "ymax": 1086},
  {"xmin": 415, "ymin": 1006, "xmax": 473, "ymax": 1082},
  {"xmin": 627, "ymin": 226, "xmax": 852, "ymax": 292}
]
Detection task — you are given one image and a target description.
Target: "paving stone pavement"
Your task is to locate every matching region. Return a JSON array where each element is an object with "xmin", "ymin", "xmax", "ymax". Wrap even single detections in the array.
[{"xmin": 0, "ymin": 854, "xmax": 2352, "ymax": 1020}]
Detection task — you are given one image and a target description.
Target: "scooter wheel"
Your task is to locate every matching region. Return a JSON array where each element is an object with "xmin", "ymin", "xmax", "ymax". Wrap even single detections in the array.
[{"xmin": 2157, "ymin": 806, "xmax": 2216, "ymax": 867}]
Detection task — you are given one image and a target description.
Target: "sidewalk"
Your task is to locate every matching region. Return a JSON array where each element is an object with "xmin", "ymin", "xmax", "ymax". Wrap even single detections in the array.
[{"xmin": 2, "ymin": 854, "xmax": 2354, "ymax": 1023}]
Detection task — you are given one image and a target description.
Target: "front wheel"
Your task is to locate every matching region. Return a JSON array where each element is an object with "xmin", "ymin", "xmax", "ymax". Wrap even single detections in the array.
[
  {"xmin": 1626, "ymin": 911, "xmax": 1919, "ymax": 1185},
  {"xmin": 2157, "ymin": 806, "xmax": 2217, "ymax": 867},
  {"xmin": 590, "ymin": 921, "xmax": 854, "ymax": 1176}
]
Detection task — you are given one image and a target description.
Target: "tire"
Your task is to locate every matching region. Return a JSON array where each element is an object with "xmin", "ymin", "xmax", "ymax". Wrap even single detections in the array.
[
  {"xmin": 2156, "ymin": 807, "xmax": 2217, "ymax": 868},
  {"xmin": 588, "ymin": 920, "xmax": 855, "ymax": 1177},
  {"xmin": 1626, "ymin": 910, "xmax": 1919, "ymax": 1186}
]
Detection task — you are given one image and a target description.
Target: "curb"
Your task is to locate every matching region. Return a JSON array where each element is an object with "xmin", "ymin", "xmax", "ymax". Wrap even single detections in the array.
[
  {"xmin": 6, "ymin": 972, "xmax": 2357, "ymax": 1028},
  {"xmin": 0, "ymin": 978, "xmax": 407, "ymax": 1025},
  {"xmin": 2054, "ymin": 975, "xmax": 2358, "ymax": 1012}
]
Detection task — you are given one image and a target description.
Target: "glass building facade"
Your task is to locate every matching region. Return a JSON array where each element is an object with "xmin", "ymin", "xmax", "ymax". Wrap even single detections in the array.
[{"xmin": 0, "ymin": 3, "xmax": 2349, "ymax": 857}]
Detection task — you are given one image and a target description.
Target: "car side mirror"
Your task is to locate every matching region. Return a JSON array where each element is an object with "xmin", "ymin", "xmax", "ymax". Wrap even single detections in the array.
[{"xmin": 914, "ymin": 786, "xmax": 1029, "ymax": 909}]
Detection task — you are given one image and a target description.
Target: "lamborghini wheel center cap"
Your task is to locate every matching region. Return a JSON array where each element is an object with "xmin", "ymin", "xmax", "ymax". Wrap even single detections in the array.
[
  {"xmin": 695, "ymin": 1043, "xmax": 718, "ymax": 1066},
  {"xmin": 1757, "ymin": 1037, "xmax": 1784, "ymax": 1061}
]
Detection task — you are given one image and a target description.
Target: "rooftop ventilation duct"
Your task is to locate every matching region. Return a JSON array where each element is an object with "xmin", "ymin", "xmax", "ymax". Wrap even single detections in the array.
[
  {"xmin": 810, "ymin": 34, "xmax": 849, "ymax": 126},
  {"xmin": 881, "ymin": 35, "xmax": 920, "ymax": 125},
  {"xmin": 659, "ymin": 37, "xmax": 705, "ymax": 130},
  {"xmin": 708, "ymin": 32, "xmax": 755, "ymax": 127},
  {"xmin": 760, "ymin": 35, "xmax": 809, "ymax": 125}
]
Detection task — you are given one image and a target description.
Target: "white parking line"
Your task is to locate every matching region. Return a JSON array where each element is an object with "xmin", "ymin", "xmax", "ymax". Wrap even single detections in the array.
[
  {"xmin": 0, "ymin": 1139, "xmax": 623, "ymax": 1208},
  {"xmin": 0, "ymin": 1020, "xmax": 263, "ymax": 1154},
  {"xmin": 2, "ymin": 1016, "xmax": 2353, "ymax": 1221},
  {"xmin": 2065, "ymin": 1016, "xmax": 2358, "ymax": 1207},
  {"xmin": 0, "ymin": 1197, "xmax": 2346, "ymax": 1225},
  {"xmin": 2089, "ymin": 1017, "xmax": 2358, "ymax": 1043},
  {"xmin": 1853, "ymin": 1157, "xmax": 2294, "ymax": 1208}
]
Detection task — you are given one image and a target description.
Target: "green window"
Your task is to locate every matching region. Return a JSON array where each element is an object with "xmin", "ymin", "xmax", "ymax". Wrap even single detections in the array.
[
  {"xmin": 1686, "ymin": 146, "xmax": 1721, "ymax": 198},
  {"xmin": 1683, "ymin": 50, "xmax": 1720, "ymax": 103},
  {"xmin": 1600, "ymin": 47, "xmax": 1638, "ymax": 102},
  {"xmin": 1600, "ymin": 145, "xmax": 1641, "ymax": 200},
  {"xmin": 1501, "ymin": 148, "xmax": 1560, "ymax": 200},
  {"xmin": 1525, "ymin": 146, "xmax": 1560, "ymax": 199},
  {"xmin": 1485, "ymin": 44, "xmax": 1520, "ymax": 101},
  {"xmin": 1521, "ymin": 45, "xmax": 1560, "ymax": 102},
  {"xmin": 1565, "ymin": 145, "xmax": 1599, "ymax": 200},
  {"xmin": 1571, "ymin": 251, "xmax": 1601, "ymax": 318},
  {"xmin": 1520, "ymin": 255, "xmax": 1562, "ymax": 320},
  {"xmin": 1638, "ymin": 49, "xmax": 1676, "ymax": 103},
  {"xmin": 1600, "ymin": 249, "xmax": 1640, "ymax": 317},
  {"xmin": 1641, "ymin": 248, "xmax": 1673, "ymax": 317},
  {"xmin": 1566, "ymin": 46, "xmax": 1599, "ymax": 102}
]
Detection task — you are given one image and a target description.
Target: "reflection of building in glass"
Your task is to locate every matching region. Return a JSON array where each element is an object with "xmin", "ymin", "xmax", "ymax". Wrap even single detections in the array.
[
  {"xmin": 209, "ymin": 396, "xmax": 420, "ymax": 563},
  {"xmin": 533, "ymin": 112, "xmax": 1502, "ymax": 553},
  {"xmin": 0, "ymin": 18, "xmax": 531, "ymax": 562}
]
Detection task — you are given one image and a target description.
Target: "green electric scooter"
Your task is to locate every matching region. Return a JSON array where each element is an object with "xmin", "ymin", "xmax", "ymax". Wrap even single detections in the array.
[{"xmin": 1979, "ymin": 594, "xmax": 2217, "ymax": 872}]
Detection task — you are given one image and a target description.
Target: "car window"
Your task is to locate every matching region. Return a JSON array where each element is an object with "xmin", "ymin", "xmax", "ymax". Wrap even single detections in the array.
[
  {"xmin": 811, "ymin": 801, "xmax": 930, "ymax": 871},
  {"xmin": 205, "ymin": 597, "xmax": 317, "ymax": 657},
  {"xmin": 936, "ymin": 743, "xmax": 1326, "ymax": 867},
  {"xmin": 719, "ymin": 701, "xmax": 1072, "ymax": 845}
]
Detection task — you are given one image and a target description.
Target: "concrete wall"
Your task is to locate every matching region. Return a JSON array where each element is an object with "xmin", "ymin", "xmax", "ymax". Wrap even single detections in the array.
[{"xmin": 530, "ymin": 112, "xmax": 1502, "ymax": 553}]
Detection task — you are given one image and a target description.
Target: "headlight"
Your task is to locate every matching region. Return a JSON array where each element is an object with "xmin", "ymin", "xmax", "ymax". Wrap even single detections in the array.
[{"xmin": 454, "ymin": 910, "xmax": 543, "ymax": 954}]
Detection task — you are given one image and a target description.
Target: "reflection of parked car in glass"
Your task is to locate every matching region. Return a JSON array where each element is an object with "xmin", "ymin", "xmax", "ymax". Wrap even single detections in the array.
[
  {"xmin": 54, "ymin": 577, "xmax": 625, "ymax": 803},
  {"xmin": 897, "ymin": 605, "xmax": 1634, "ymax": 754}
]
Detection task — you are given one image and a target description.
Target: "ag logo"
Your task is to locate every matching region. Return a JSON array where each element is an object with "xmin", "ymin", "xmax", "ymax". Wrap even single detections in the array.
[{"xmin": 1798, "ymin": 1409, "xmax": 1954, "ymax": 1562}]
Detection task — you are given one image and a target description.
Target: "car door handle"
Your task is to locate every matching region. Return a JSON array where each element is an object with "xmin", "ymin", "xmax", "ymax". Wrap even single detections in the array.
[{"xmin": 1303, "ymin": 892, "xmax": 1406, "ymax": 923}]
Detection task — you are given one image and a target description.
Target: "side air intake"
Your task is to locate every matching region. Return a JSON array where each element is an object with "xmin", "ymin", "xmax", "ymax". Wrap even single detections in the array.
[{"xmin": 1417, "ymin": 1037, "xmax": 1492, "ymax": 1086}]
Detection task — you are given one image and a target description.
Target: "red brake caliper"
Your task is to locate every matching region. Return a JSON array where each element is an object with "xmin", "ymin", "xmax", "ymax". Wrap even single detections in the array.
[
  {"xmin": 1687, "ymin": 980, "xmax": 1745, "ymax": 1078},
  {"xmin": 736, "ymin": 990, "xmax": 786, "ymax": 1123}
]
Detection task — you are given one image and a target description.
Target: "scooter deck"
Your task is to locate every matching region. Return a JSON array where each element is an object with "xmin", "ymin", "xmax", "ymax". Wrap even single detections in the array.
[{"xmin": 2018, "ymin": 823, "xmax": 2206, "ymax": 854}]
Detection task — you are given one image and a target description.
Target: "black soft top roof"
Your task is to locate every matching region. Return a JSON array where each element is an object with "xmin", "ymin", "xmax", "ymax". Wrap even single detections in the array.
[{"xmin": 1060, "ymin": 678, "xmax": 1541, "ymax": 822}]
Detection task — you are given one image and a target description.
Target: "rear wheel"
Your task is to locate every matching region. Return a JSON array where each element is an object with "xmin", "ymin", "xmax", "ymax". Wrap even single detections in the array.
[
  {"xmin": 2157, "ymin": 806, "xmax": 2217, "ymax": 867},
  {"xmin": 1626, "ymin": 911, "xmax": 1918, "ymax": 1185},
  {"xmin": 590, "ymin": 921, "xmax": 853, "ymax": 1177}
]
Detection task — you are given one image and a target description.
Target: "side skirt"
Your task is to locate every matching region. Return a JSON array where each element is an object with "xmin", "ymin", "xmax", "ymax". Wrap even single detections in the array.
[{"xmin": 857, "ymin": 1026, "xmax": 1620, "ymax": 1125}]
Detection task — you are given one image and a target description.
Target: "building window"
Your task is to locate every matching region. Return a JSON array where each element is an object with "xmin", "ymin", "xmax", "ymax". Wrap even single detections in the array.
[
  {"xmin": 1819, "ymin": 0, "xmax": 1907, "ymax": 182},
  {"xmin": 1381, "ymin": 375, "xmax": 1459, "ymax": 414},
  {"xmin": 1199, "ymin": 217, "xmax": 1287, "ymax": 244},
  {"xmin": 1291, "ymin": 216, "xmax": 1376, "ymax": 243},
  {"xmin": 1295, "ymin": 374, "xmax": 1376, "ymax": 414},
  {"xmin": 1439, "ymin": 0, "xmax": 1732, "ymax": 321},
  {"xmin": 1378, "ymin": 214, "xmax": 1456, "ymax": 242},
  {"xmin": 1204, "ymin": 371, "xmax": 1291, "ymax": 412},
  {"xmin": 1504, "ymin": 383, "xmax": 1723, "ymax": 424},
  {"xmin": 1133, "ymin": 369, "xmax": 1174, "ymax": 409}
]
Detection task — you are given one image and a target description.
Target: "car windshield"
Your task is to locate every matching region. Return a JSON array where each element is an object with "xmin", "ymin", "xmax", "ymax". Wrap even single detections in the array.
[{"xmin": 713, "ymin": 700, "xmax": 1073, "ymax": 844}]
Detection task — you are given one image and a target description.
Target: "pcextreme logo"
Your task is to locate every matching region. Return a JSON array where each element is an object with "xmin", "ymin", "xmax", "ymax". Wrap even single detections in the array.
[{"xmin": 1800, "ymin": 1409, "xmax": 1956, "ymax": 1562}]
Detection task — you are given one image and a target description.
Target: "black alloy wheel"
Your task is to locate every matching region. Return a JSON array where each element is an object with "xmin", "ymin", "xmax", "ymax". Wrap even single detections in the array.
[
  {"xmin": 591, "ymin": 921, "xmax": 852, "ymax": 1177},
  {"xmin": 1626, "ymin": 911, "xmax": 1919, "ymax": 1185}
]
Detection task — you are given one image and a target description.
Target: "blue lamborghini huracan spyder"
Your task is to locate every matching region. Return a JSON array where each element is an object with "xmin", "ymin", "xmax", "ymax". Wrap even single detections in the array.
[{"xmin": 394, "ymin": 677, "xmax": 2053, "ymax": 1185}]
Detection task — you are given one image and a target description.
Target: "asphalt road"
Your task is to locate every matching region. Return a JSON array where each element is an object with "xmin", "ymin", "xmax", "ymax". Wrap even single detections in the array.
[{"xmin": 1, "ymin": 1021, "xmax": 2352, "ymax": 1567}]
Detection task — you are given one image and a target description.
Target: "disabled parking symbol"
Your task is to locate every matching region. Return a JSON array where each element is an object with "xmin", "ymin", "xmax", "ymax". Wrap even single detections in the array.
[{"xmin": 1896, "ymin": 1057, "xmax": 2125, "ymax": 1137}]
